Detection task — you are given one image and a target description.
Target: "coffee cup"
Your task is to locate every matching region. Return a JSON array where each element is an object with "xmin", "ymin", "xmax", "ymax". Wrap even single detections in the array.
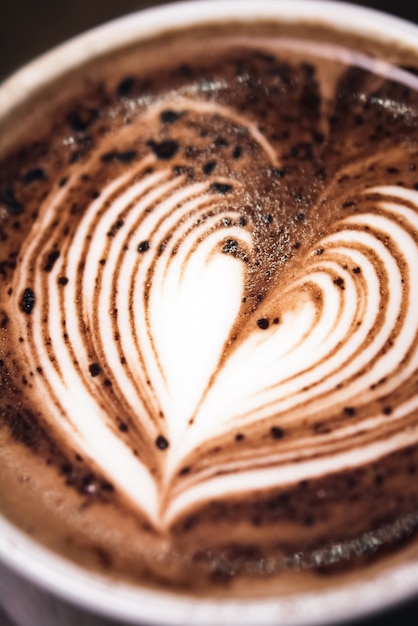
[{"xmin": 2, "ymin": 2, "xmax": 418, "ymax": 625}]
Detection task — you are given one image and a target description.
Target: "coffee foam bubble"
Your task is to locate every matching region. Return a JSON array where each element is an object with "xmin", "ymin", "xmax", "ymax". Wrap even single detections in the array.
[{"xmin": 2, "ymin": 31, "xmax": 418, "ymax": 571}]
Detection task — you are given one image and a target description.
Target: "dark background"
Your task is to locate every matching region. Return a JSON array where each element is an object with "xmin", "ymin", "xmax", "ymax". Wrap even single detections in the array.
[
  {"xmin": 1, "ymin": 0, "xmax": 418, "ymax": 81},
  {"xmin": 1, "ymin": 1, "xmax": 418, "ymax": 625}
]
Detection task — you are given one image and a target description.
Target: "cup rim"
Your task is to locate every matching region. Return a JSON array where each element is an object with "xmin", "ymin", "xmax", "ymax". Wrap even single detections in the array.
[
  {"xmin": 1, "ymin": 1, "xmax": 418, "ymax": 624},
  {"xmin": 3, "ymin": 512, "xmax": 418, "ymax": 626},
  {"xmin": 1, "ymin": 0, "xmax": 418, "ymax": 118}
]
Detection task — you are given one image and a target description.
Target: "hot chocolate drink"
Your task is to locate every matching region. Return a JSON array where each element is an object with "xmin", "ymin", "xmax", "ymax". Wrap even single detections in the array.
[{"xmin": 2, "ymin": 17, "xmax": 418, "ymax": 597}]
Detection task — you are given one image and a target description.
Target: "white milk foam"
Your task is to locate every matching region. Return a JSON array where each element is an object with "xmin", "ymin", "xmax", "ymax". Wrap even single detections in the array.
[{"xmin": 9, "ymin": 40, "xmax": 418, "ymax": 528}]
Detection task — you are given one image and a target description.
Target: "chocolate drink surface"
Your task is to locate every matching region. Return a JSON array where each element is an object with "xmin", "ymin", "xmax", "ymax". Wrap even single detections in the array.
[{"xmin": 1, "ymin": 18, "xmax": 418, "ymax": 597}]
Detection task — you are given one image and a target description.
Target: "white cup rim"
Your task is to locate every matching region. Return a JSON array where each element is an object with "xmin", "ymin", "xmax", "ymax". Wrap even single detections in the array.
[
  {"xmin": 1, "ymin": 2, "xmax": 418, "ymax": 625},
  {"xmin": 2, "ymin": 0, "xmax": 418, "ymax": 118}
]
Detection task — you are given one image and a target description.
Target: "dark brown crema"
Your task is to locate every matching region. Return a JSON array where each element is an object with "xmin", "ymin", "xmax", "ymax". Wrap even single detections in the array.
[{"xmin": 2, "ymin": 19, "xmax": 418, "ymax": 597}]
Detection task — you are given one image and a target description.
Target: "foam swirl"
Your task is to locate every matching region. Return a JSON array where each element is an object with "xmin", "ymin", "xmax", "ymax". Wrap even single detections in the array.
[{"xmin": 2, "ymin": 33, "xmax": 418, "ymax": 551}]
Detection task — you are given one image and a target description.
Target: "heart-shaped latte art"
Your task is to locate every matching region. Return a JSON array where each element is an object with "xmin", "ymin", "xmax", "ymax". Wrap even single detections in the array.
[{"xmin": 6, "ymin": 37, "xmax": 418, "ymax": 534}]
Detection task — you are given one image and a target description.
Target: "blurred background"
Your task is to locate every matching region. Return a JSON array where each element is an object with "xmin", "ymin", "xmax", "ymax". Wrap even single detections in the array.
[
  {"xmin": 1, "ymin": 0, "xmax": 418, "ymax": 625},
  {"xmin": 1, "ymin": 0, "xmax": 418, "ymax": 81}
]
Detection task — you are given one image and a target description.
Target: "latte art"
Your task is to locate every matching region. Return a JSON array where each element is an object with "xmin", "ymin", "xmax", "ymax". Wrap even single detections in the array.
[{"xmin": 2, "ymin": 24, "xmax": 418, "ymax": 591}]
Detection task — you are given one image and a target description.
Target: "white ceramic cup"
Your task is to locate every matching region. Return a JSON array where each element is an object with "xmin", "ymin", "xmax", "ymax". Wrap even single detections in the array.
[{"xmin": 1, "ymin": 2, "xmax": 418, "ymax": 625}]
